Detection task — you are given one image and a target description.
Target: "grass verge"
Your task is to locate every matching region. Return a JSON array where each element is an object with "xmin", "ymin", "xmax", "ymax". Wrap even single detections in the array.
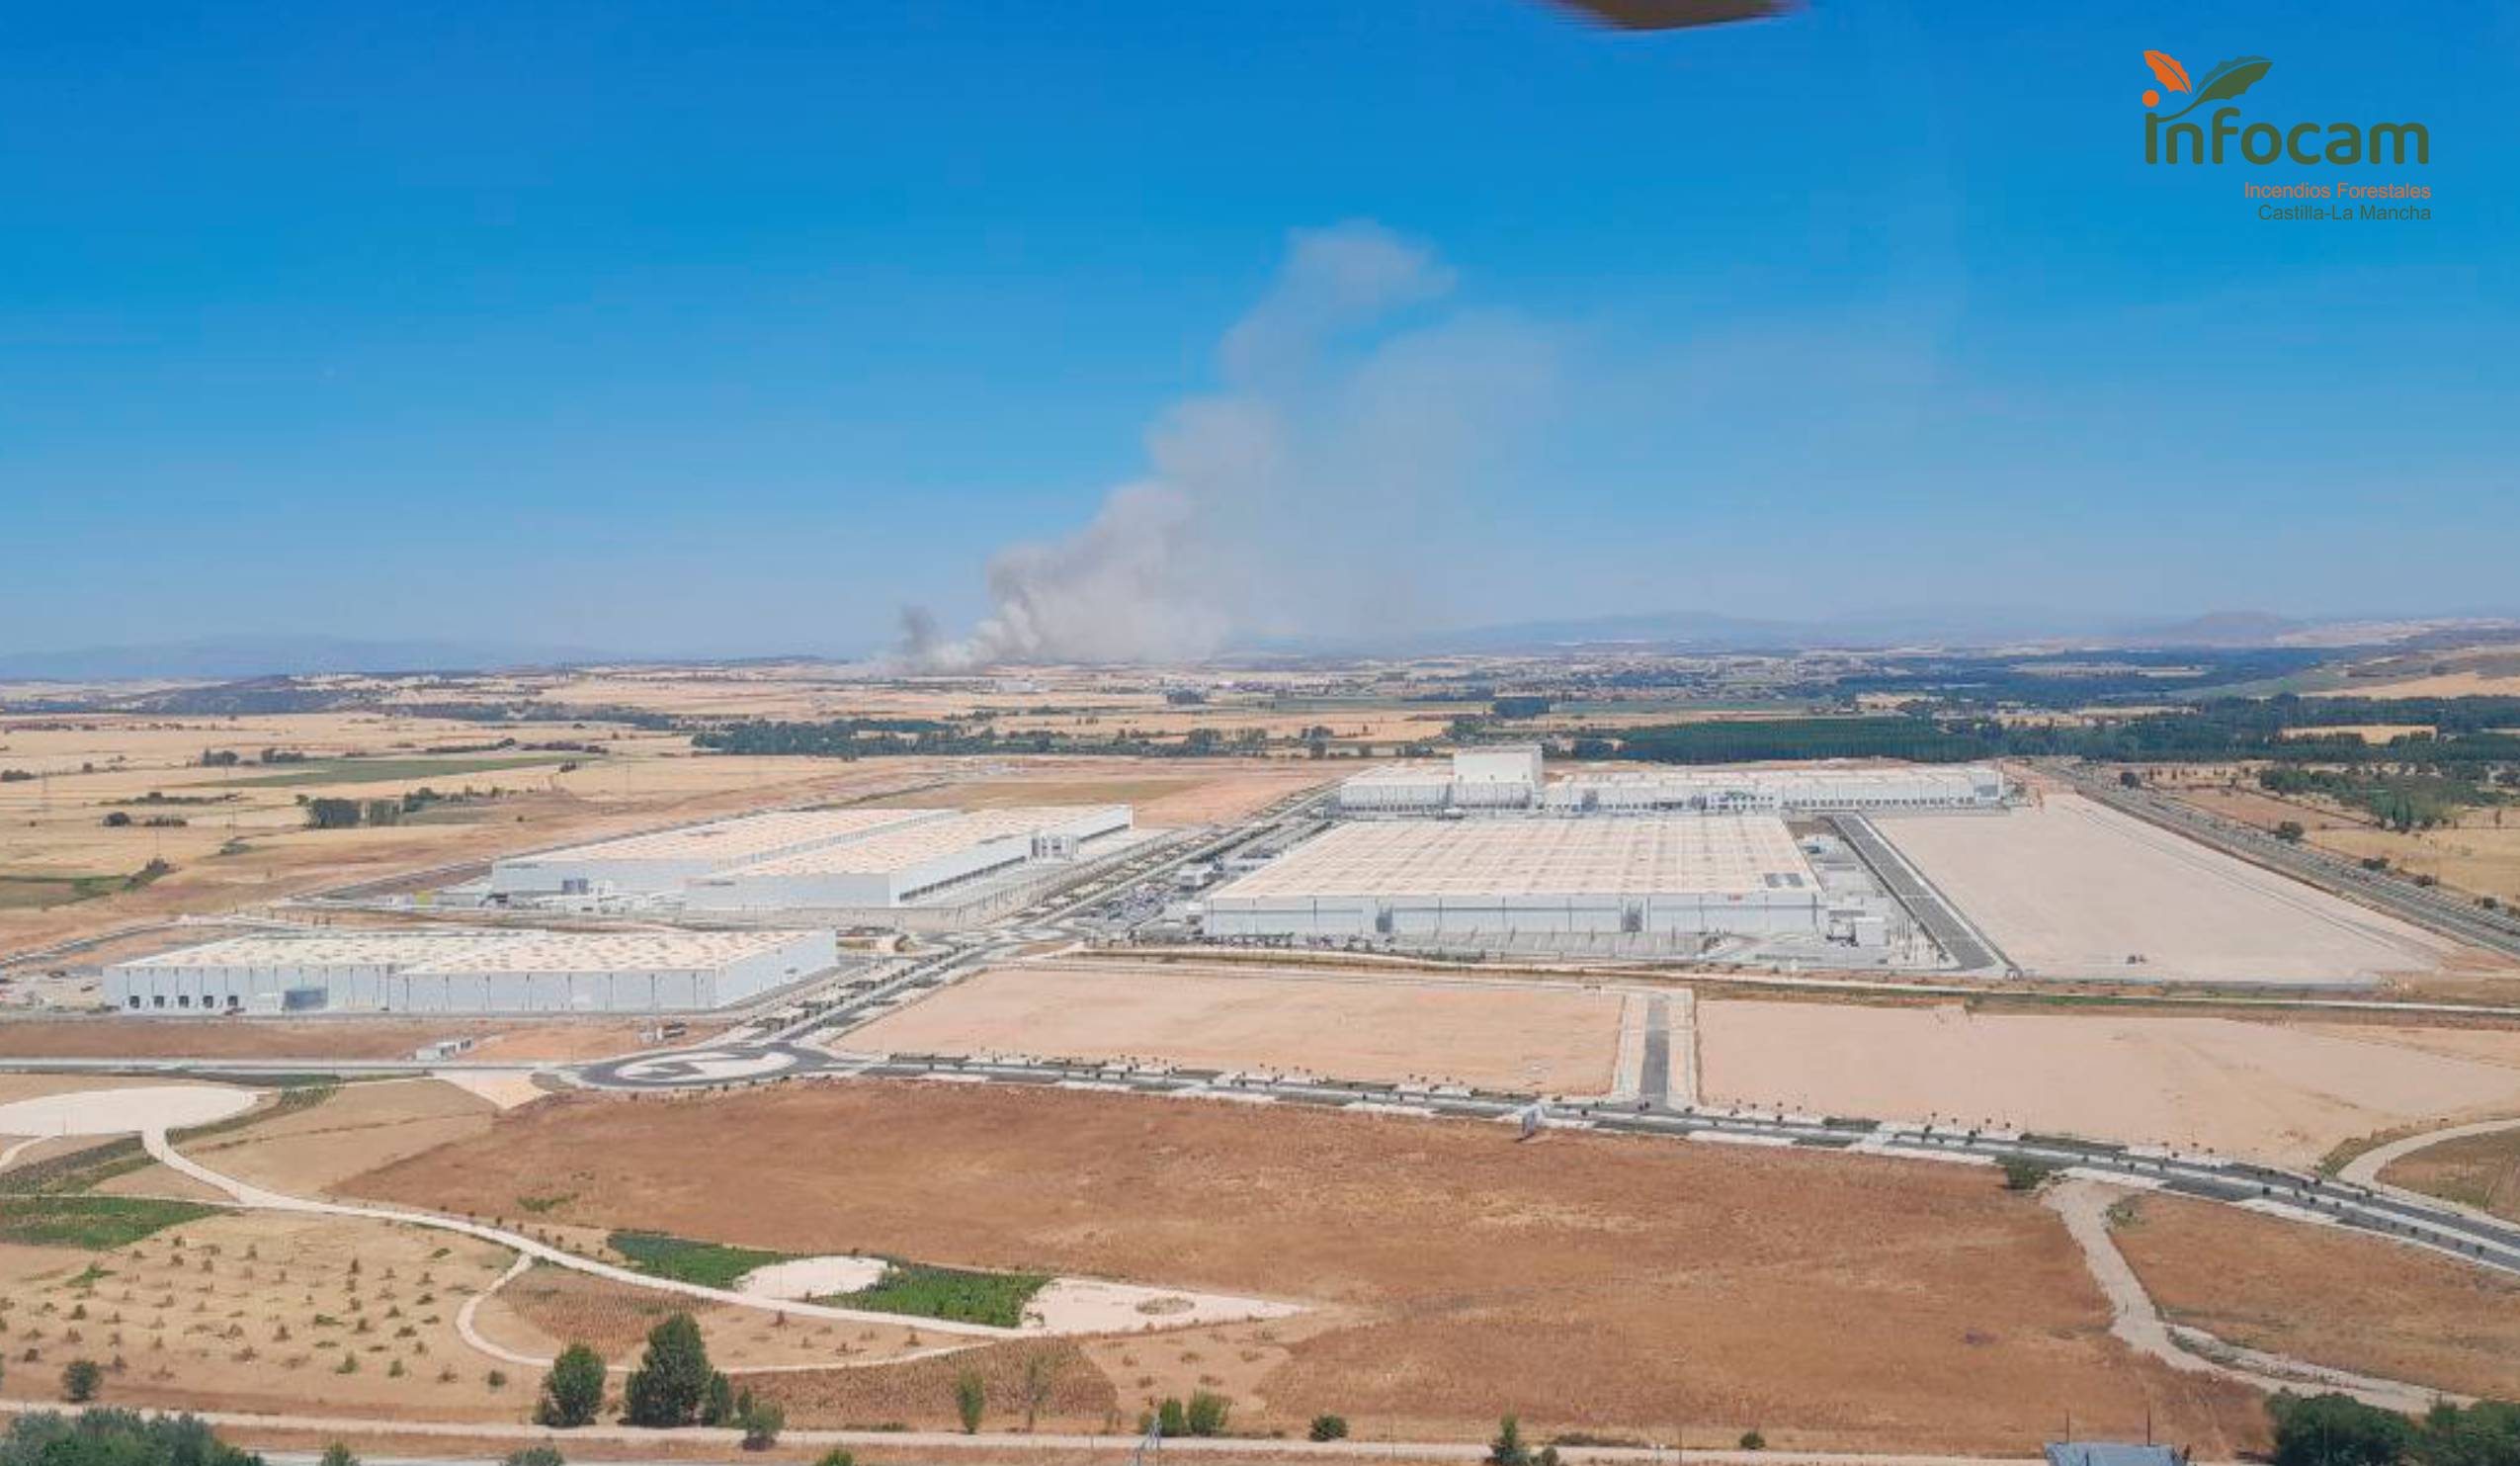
[
  {"xmin": 0, "ymin": 1195, "xmax": 221, "ymax": 1249},
  {"xmin": 821, "ymin": 1261, "xmax": 1051, "ymax": 1329},
  {"xmin": 216, "ymin": 755, "xmax": 579, "ymax": 789},
  {"xmin": 606, "ymin": 1230, "xmax": 1051, "ymax": 1327},
  {"xmin": 607, "ymin": 1230, "xmax": 798, "ymax": 1291}
]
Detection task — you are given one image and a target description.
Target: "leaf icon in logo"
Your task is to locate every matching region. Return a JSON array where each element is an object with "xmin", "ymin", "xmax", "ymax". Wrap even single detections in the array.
[
  {"xmin": 2192, "ymin": 56, "xmax": 2272, "ymax": 103},
  {"xmin": 2156, "ymin": 55, "xmax": 2273, "ymax": 120},
  {"xmin": 2142, "ymin": 50, "xmax": 2192, "ymax": 94}
]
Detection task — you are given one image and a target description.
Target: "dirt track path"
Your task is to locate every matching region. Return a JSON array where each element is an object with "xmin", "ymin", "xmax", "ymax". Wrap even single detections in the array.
[
  {"xmin": 2339, "ymin": 1115, "xmax": 2520, "ymax": 1190},
  {"xmin": 141, "ymin": 1124, "xmax": 1018, "ymax": 1339},
  {"xmin": 2044, "ymin": 1177, "xmax": 2456, "ymax": 1414}
]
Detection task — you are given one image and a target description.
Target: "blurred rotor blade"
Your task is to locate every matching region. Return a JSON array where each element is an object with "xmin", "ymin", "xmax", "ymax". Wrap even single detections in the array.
[{"xmin": 1551, "ymin": 0, "xmax": 1792, "ymax": 30}]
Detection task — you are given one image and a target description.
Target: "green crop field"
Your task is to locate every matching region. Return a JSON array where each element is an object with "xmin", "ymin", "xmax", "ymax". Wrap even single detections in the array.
[
  {"xmin": 0, "ymin": 1196, "xmax": 223, "ymax": 1250},
  {"xmin": 823, "ymin": 1261, "xmax": 1050, "ymax": 1329},
  {"xmin": 608, "ymin": 1230, "xmax": 798, "ymax": 1291},
  {"xmin": 609, "ymin": 1229, "xmax": 1050, "ymax": 1327},
  {"xmin": 0, "ymin": 872, "xmax": 126, "ymax": 909},
  {"xmin": 215, "ymin": 754, "xmax": 580, "ymax": 788}
]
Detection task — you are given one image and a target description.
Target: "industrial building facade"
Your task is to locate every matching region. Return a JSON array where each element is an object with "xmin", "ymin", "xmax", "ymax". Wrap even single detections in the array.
[
  {"xmin": 1337, "ymin": 751, "xmax": 2004, "ymax": 817},
  {"xmin": 1203, "ymin": 816, "xmax": 1825, "ymax": 941},
  {"xmin": 105, "ymin": 928, "xmax": 837, "ymax": 1016},
  {"xmin": 484, "ymin": 803, "xmax": 1135, "ymax": 913},
  {"xmin": 684, "ymin": 805, "xmax": 1133, "ymax": 911},
  {"xmin": 487, "ymin": 808, "xmax": 951, "ymax": 898},
  {"xmin": 1544, "ymin": 763, "xmax": 2006, "ymax": 815}
]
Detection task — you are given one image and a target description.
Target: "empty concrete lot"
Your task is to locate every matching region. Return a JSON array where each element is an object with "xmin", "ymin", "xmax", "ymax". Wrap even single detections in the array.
[
  {"xmin": 844, "ymin": 960, "xmax": 1630, "ymax": 1093},
  {"xmin": 1698, "ymin": 998, "xmax": 2520, "ymax": 1164},
  {"xmin": 1881, "ymin": 794, "xmax": 2463, "ymax": 985}
]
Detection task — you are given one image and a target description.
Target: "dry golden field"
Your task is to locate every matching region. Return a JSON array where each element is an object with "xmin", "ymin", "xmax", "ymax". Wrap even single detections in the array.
[
  {"xmin": 347, "ymin": 1081, "xmax": 2270, "ymax": 1453},
  {"xmin": 0, "ymin": 679, "xmax": 1333, "ymax": 963},
  {"xmin": 0, "ymin": 1205, "xmax": 525, "ymax": 1422},
  {"xmin": 2377, "ymin": 1127, "xmax": 2520, "ymax": 1222},
  {"xmin": 2111, "ymin": 1191, "xmax": 2520, "ymax": 1400},
  {"xmin": 2169, "ymin": 778, "xmax": 2520, "ymax": 908}
]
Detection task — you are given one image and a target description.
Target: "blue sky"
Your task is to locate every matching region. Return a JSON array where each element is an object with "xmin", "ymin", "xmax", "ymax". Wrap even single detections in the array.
[{"xmin": 4, "ymin": 0, "xmax": 2514, "ymax": 658}]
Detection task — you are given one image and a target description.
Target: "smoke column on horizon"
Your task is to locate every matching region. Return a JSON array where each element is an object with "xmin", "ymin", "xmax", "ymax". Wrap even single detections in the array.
[{"xmin": 897, "ymin": 221, "xmax": 1554, "ymax": 670}]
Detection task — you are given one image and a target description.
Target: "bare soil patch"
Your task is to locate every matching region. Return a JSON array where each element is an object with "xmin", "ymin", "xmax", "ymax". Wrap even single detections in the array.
[
  {"xmin": 2111, "ymin": 1191, "xmax": 2520, "ymax": 1401},
  {"xmin": 744, "ymin": 1339, "xmax": 1117, "ymax": 1432},
  {"xmin": 478, "ymin": 1262, "xmax": 945, "ymax": 1371},
  {"xmin": 1699, "ymin": 999, "xmax": 2520, "ymax": 1164},
  {"xmin": 345, "ymin": 1081, "xmax": 2264, "ymax": 1453},
  {"xmin": 186, "ymin": 1078, "xmax": 497, "ymax": 1196},
  {"xmin": 848, "ymin": 963, "xmax": 1624, "ymax": 1092}
]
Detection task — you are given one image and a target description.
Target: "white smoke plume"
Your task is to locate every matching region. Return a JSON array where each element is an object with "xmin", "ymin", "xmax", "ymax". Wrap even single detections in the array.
[{"xmin": 900, "ymin": 221, "xmax": 1554, "ymax": 669}]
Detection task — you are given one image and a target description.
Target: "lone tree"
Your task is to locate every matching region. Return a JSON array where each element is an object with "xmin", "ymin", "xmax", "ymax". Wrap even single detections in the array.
[
  {"xmin": 1020, "ymin": 1350, "xmax": 1059, "ymax": 1432},
  {"xmin": 61, "ymin": 1359, "xmax": 104, "ymax": 1404},
  {"xmin": 954, "ymin": 1369, "xmax": 986, "ymax": 1434},
  {"xmin": 737, "ymin": 1390, "xmax": 785, "ymax": 1450},
  {"xmin": 623, "ymin": 1314, "xmax": 717, "ymax": 1427},
  {"xmin": 502, "ymin": 1449, "xmax": 565, "ymax": 1466},
  {"xmin": 537, "ymin": 1343, "xmax": 607, "ymax": 1428},
  {"xmin": 1184, "ymin": 1392, "xmax": 1230, "ymax": 1438},
  {"xmin": 1487, "ymin": 1415, "xmax": 1532, "ymax": 1466},
  {"xmin": 702, "ymin": 1371, "xmax": 736, "ymax": 1428},
  {"xmin": 320, "ymin": 1445, "xmax": 360, "ymax": 1466}
]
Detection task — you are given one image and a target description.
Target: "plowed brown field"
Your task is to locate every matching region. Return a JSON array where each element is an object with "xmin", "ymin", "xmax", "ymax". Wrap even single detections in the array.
[{"xmin": 347, "ymin": 1081, "xmax": 2267, "ymax": 1453}]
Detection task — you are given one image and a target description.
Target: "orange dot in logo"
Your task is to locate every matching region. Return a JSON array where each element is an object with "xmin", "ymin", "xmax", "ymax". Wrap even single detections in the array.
[{"xmin": 2142, "ymin": 88, "xmax": 2159, "ymax": 107}]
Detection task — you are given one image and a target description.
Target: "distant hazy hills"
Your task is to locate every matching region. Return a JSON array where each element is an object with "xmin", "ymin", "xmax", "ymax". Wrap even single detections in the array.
[
  {"xmin": 0, "ymin": 636, "xmax": 623, "ymax": 682},
  {"xmin": 4, "ymin": 611, "xmax": 2510, "ymax": 682},
  {"xmin": 1324, "ymin": 607, "xmax": 2400, "ymax": 655}
]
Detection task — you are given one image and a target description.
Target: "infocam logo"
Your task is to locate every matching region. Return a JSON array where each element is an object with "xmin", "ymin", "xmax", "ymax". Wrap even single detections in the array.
[{"xmin": 2142, "ymin": 50, "xmax": 2427, "ymax": 165}]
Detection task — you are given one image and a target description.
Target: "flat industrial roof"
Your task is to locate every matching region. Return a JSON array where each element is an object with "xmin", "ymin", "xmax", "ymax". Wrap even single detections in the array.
[
  {"xmin": 116, "ymin": 931, "xmax": 504, "ymax": 970},
  {"xmin": 406, "ymin": 928, "xmax": 822, "ymax": 974},
  {"xmin": 720, "ymin": 806, "xmax": 1128, "ymax": 878},
  {"xmin": 1212, "ymin": 816, "xmax": 1817, "ymax": 901},
  {"xmin": 507, "ymin": 808, "xmax": 949, "ymax": 866}
]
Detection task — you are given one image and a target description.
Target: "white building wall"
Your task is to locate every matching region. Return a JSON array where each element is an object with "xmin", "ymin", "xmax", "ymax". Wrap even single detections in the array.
[
  {"xmin": 1205, "ymin": 890, "xmax": 1821, "ymax": 941},
  {"xmin": 105, "ymin": 930, "xmax": 836, "ymax": 1016}
]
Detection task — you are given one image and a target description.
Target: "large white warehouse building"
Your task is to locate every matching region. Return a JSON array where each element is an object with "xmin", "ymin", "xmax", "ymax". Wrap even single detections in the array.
[
  {"xmin": 684, "ymin": 805, "xmax": 1133, "ymax": 911},
  {"xmin": 487, "ymin": 808, "xmax": 950, "ymax": 898},
  {"xmin": 105, "ymin": 927, "xmax": 836, "ymax": 1016},
  {"xmin": 1337, "ymin": 752, "xmax": 2003, "ymax": 817},
  {"xmin": 1203, "ymin": 816, "xmax": 1824, "ymax": 941},
  {"xmin": 1545, "ymin": 763, "xmax": 2006, "ymax": 815}
]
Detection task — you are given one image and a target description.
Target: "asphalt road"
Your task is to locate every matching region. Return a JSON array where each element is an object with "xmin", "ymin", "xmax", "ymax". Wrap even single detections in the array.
[{"xmin": 1826, "ymin": 814, "xmax": 2004, "ymax": 972}]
